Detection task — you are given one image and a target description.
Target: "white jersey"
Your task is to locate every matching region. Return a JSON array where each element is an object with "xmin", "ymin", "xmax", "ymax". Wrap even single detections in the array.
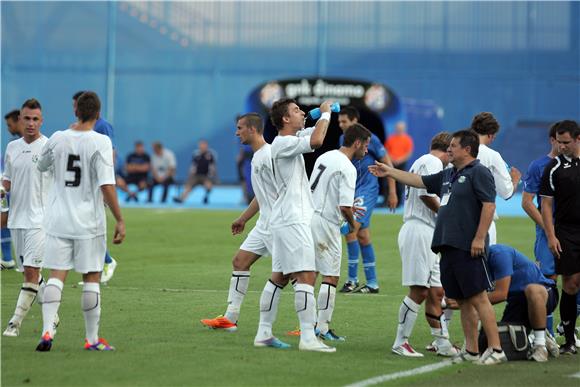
[
  {"xmin": 250, "ymin": 143, "xmax": 277, "ymax": 229},
  {"xmin": 477, "ymin": 144, "xmax": 513, "ymax": 200},
  {"xmin": 310, "ymin": 150, "xmax": 356, "ymax": 226},
  {"xmin": 270, "ymin": 127, "xmax": 315, "ymax": 227},
  {"xmin": 3, "ymin": 136, "xmax": 52, "ymax": 229},
  {"xmin": 403, "ymin": 153, "xmax": 443, "ymax": 228},
  {"xmin": 39, "ymin": 129, "xmax": 115, "ymax": 239}
]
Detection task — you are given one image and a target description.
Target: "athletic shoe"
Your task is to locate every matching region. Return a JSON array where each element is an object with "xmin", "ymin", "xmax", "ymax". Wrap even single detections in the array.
[
  {"xmin": 556, "ymin": 323, "xmax": 580, "ymax": 347},
  {"xmin": 318, "ymin": 329, "xmax": 346, "ymax": 342},
  {"xmin": 475, "ymin": 348, "xmax": 507, "ymax": 365},
  {"xmin": 3, "ymin": 322, "xmax": 19, "ymax": 337},
  {"xmin": 452, "ymin": 349, "xmax": 480, "ymax": 363},
  {"xmin": 254, "ymin": 336, "xmax": 291, "ymax": 349},
  {"xmin": 286, "ymin": 328, "xmax": 301, "ymax": 336},
  {"xmin": 172, "ymin": 197, "xmax": 183, "ymax": 204},
  {"xmin": 436, "ymin": 342, "xmax": 460, "ymax": 357},
  {"xmin": 425, "ymin": 340, "xmax": 437, "ymax": 352},
  {"xmin": 200, "ymin": 316, "xmax": 238, "ymax": 332},
  {"xmin": 545, "ymin": 331, "xmax": 560, "ymax": 358},
  {"xmin": 35, "ymin": 332, "xmax": 53, "ymax": 352},
  {"xmin": 299, "ymin": 338, "xmax": 336, "ymax": 353},
  {"xmin": 1, "ymin": 259, "xmax": 15, "ymax": 270},
  {"xmin": 84, "ymin": 338, "xmax": 115, "ymax": 351},
  {"xmin": 528, "ymin": 345, "xmax": 548, "ymax": 362},
  {"xmin": 101, "ymin": 257, "xmax": 118, "ymax": 283},
  {"xmin": 392, "ymin": 342, "xmax": 424, "ymax": 357},
  {"xmin": 339, "ymin": 281, "xmax": 359, "ymax": 293},
  {"xmin": 352, "ymin": 284, "xmax": 379, "ymax": 294},
  {"xmin": 559, "ymin": 343, "xmax": 578, "ymax": 355}
]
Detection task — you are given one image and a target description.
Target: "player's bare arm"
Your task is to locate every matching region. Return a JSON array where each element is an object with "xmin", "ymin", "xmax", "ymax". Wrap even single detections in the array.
[
  {"xmin": 471, "ymin": 201, "xmax": 495, "ymax": 257},
  {"xmin": 521, "ymin": 191, "xmax": 544, "ymax": 228},
  {"xmin": 340, "ymin": 206, "xmax": 356, "ymax": 230},
  {"xmin": 101, "ymin": 184, "xmax": 126, "ymax": 244},
  {"xmin": 487, "ymin": 276, "xmax": 510, "ymax": 305},
  {"xmin": 540, "ymin": 195, "xmax": 561, "ymax": 258},
  {"xmin": 419, "ymin": 195, "xmax": 440, "ymax": 214},
  {"xmin": 379, "ymin": 154, "xmax": 398, "ymax": 210},
  {"xmin": 231, "ymin": 197, "xmax": 260, "ymax": 235},
  {"xmin": 368, "ymin": 161, "xmax": 425, "ymax": 188},
  {"xmin": 309, "ymin": 101, "xmax": 332, "ymax": 149}
]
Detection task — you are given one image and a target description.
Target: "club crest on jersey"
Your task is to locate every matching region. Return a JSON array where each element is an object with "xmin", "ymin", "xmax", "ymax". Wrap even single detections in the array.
[{"xmin": 458, "ymin": 176, "xmax": 466, "ymax": 183}]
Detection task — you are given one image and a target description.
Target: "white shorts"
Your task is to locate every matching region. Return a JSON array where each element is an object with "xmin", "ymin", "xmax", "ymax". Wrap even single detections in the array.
[
  {"xmin": 311, "ymin": 215, "xmax": 342, "ymax": 277},
  {"xmin": 489, "ymin": 221, "xmax": 497, "ymax": 246},
  {"xmin": 272, "ymin": 223, "xmax": 315, "ymax": 275},
  {"xmin": 43, "ymin": 234, "xmax": 106, "ymax": 274},
  {"xmin": 11, "ymin": 228, "xmax": 45, "ymax": 271},
  {"xmin": 239, "ymin": 226, "xmax": 282, "ymax": 273},
  {"xmin": 398, "ymin": 220, "xmax": 441, "ymax": 288}
]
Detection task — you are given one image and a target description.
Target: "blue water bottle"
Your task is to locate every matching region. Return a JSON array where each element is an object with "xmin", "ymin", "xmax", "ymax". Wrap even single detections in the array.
[{"xmin": 308, "ymin": 102, "xmax": 341, "ymax": 120}]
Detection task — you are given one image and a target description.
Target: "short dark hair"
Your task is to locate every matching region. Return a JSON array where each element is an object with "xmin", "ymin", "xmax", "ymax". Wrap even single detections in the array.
[
  {"xmin": 453, "ymin": 129, "xmax": 479, "ymax": 158},
  {"xmin": 21, "ymin": 99, "xmax": 42, "ymax": 111},
  {"xmin": 343, "ymin": 123, "xmax": 372, "ymax": 147},
  {"xmin": 75, "ymin": 91, "xmax": 101, "ymax": 122},
  {"xmin": 430, "ymin": 132, "xmax": 453, "ymax": 152},
  {"xmin": 471, "ymin": 112, "xmax": 499, "ymax": 136},
  {"xmin": 73, "ymin": 91, "xmax": 86, "ymax": 101},
  {"xmin": 238, "ymin": 113, "xmax": 264, "ymax": 134},
  {"xmin": 339, "ymin": 106, "xmax": 360, "ymax": 121},
  {"xmin": 4, "ymin": 109, "xmax": 19, "ymax": 121},
  {"xmin": 554, "ymin": 120, "xmax": 580, "ymax": 138},
  {"xmin": 270, "ymin": 98, "xmax": 297, "ymax": 130}
]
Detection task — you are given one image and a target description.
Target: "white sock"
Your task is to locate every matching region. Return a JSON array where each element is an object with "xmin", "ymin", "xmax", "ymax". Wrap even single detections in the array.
[
  {"xmin": 443, "ymin": 308, "xmax": 454, "ymax": 328},
  {"xmin": 82, "ymin": 282, "xmax": 101, "ymax": 345},
  {"xmin": 9, "ymin": 282, "xmax": 39, "ymax": 326},
  {"xmin": 37, "ymin": 275, "xmax": 45, "ymax": 305},
  {"xmin": 42, "ymin": 278, "xmax": 63, "ymax": 337},
  {"xmin": 393, "ymin": 296, "xmax": 420, "ymax": 348},
  {"xmin": 295, "ymin": 283, "xmax": 317, "ymax": 342},
  {"xmin": 533, "ymin": 329, "xmax": 546, "ymax": 347},
  {"xmin": 317, "ymin": 282, "xmax": 336, "ymax": 335},
  {"xmin": 255, "ymin": 280, "xmax": 283, "ymax": 341},
  {"xmin": 224, "ymin": 271, "xmax": 250, "ymax": 323}
]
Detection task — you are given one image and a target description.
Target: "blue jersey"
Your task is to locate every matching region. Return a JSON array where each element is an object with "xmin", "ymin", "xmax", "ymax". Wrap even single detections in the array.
[
  {"xmin": 94, "ymin": 118, "xmax": 114, "ymax": 145},
  {"xmin": 522, "ymin": 155, "xmax": 552, "ymax": 210},
  {"xmin": 340, "ymin": 133, "xmax": 386, "ymax": 194},
  {"xmin": 488, "ymin": 244, "xmax": 555, "ymax": 293}
]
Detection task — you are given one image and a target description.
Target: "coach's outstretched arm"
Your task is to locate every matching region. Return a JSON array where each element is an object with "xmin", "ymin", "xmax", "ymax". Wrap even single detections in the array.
[
  {"xmin": 309, "ymin": 101, "xmax": 332, "ymax": 149},
  {"xmin": 368, "ymin": 161, "xmax": 425, "ymax": 189},
  {"xmin": 101, "ymin": 184, "xmax": 126, "ymax": 244}
]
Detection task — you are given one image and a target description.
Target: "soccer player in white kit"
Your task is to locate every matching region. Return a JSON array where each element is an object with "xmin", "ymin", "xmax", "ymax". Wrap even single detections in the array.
[
  {"xmin": 310, "ymin": 124, "xmax": 370, "ymax": 341},
  {"xmin": 2, "ymin": 99, "xmax": 53, "ymax": 337},
  {"xmin": 200, "ymin": 113, "xmax": 291, "ymax": 349},
  {"xmin": 471, "ymin": 112, "xmax": 521, "ymax": 244},
  {"xmin": 35, "ymin": 91, "xmax": 125, "ymax": 352},
  {"xmin": 391, "ymin": 132, "xmax": 459, "ymax": 358},
  {"xmin": 269, "ymin": 98, "xmax": 336, "ymax": 352}
]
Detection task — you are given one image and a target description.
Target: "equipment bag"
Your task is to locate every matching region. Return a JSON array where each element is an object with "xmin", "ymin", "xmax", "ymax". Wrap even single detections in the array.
[{"xmin": 478, "ymin": 322, "xmax": 528, "ymax": 361}]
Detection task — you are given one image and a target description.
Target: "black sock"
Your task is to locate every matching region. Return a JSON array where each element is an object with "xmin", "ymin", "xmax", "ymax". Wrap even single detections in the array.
[{"xmin": 560, "ymin": 290, "xmax": 578, "ymax": 345}]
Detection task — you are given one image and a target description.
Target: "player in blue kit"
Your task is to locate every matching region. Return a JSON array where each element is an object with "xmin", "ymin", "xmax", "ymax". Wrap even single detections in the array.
[
  {"xmin": 486, "ymin": 244, "xmax": 560, "ymax": 362},
  {"xmin": 73, "ymin": 91, "xmax": 117, "ymax": 283},
  {"xmin": 337, "ymin": 107, "xmax": 397, "ymax": 293}
]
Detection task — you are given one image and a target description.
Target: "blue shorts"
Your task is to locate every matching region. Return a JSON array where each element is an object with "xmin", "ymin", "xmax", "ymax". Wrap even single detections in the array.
[
  {"xmin": 353, "ymin": 190, "xmax": 378, "ymax": 229},
  {"xmin": 534, "ymin": 226, "xmax": 555, "ymax": 276},
  {"xmin": 439, "ymin": 246, "xmax": 493, "ymax": 300},
  {"xmin": 501, "ymin": 285, "xmax": 559, "ymax": 328}
]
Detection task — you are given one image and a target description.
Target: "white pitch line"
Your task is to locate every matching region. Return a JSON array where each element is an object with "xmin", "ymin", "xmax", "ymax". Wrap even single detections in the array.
[
  {"xmin": 570, "ymin": 371, "xmax": 580, "ymax": 379},
  {"xmin": 344, "ymin": 360, "xmax": 454, "ymax": 387}
]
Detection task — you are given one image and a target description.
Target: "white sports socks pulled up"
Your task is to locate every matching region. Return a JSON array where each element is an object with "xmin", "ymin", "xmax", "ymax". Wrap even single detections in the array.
[
  {"xmin": 295, "ymin": 283, "xmax": 317, "ymax": 342},
  {"xmin": 9, "ymin": 282, "xmax": 40, "ymax": 326},
  {"xmin": 225, "ymin": 271, "xmax": 250, "ymax": 323},
  {"xmin": 316, "ymin": 282, "xmax": 336, "ymax": 335},
  {"xmin": 393, "ymin": 296, "xmax": 420, "ymax": 348},
  {"xmin": 42, "ymin": 278, "xmax": 64, "ymax": 337},
  {"xmin": 255, "ymin": 280, "xmax": 283, "ymax": 341},
  {"xmin": 82, "ymin": 282, "xmax": 101, "ymax": 345}
]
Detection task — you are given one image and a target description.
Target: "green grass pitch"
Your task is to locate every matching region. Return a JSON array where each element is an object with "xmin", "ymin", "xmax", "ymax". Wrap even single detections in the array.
[{"xmin": 1, "ymin": 209, "xmax": 579, "ymax": 386}]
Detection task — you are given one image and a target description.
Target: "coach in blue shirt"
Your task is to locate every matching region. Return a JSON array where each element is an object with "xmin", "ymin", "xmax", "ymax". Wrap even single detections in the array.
[{"xmin": 370, "ymin": 130, "xmax": 506, "ymax": 365}]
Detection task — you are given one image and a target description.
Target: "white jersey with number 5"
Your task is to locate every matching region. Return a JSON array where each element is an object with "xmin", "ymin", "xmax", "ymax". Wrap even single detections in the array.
[
  {"xmin": 39, "ymin": 129, "xmax": 115, "ymax": 239},
  {"xmin": 270, "ymin": 127, "xmax": 315, "ymax": 227},
  {"xmin": 3, "ymin": 136, "xmax": 52, "ymax": 229},
  {"xmin": 310, "ymin": 150, "xmax": 356, "ymax": 226}
]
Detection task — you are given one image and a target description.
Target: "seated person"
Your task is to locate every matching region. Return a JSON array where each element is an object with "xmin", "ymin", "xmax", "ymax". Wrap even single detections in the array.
[
  {"xmin": 486, "ymin": 244, "xmax": 559, "ymax": 362},
  {"xmin": 125, "ymin": 141, "xmax": 151, "ymax": 202},
  {"xmin": 149, "ymin": 141, "xmax": 176, "ymax": 203},
  {"xmin": 174, "ymin": 139, "xmax": 217, "ymax": 205}
]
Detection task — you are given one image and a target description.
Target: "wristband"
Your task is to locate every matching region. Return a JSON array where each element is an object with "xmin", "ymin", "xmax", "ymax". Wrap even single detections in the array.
[{"xmin": 319, "ymin": 112, "xmax": 331, "ymax": 122}]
